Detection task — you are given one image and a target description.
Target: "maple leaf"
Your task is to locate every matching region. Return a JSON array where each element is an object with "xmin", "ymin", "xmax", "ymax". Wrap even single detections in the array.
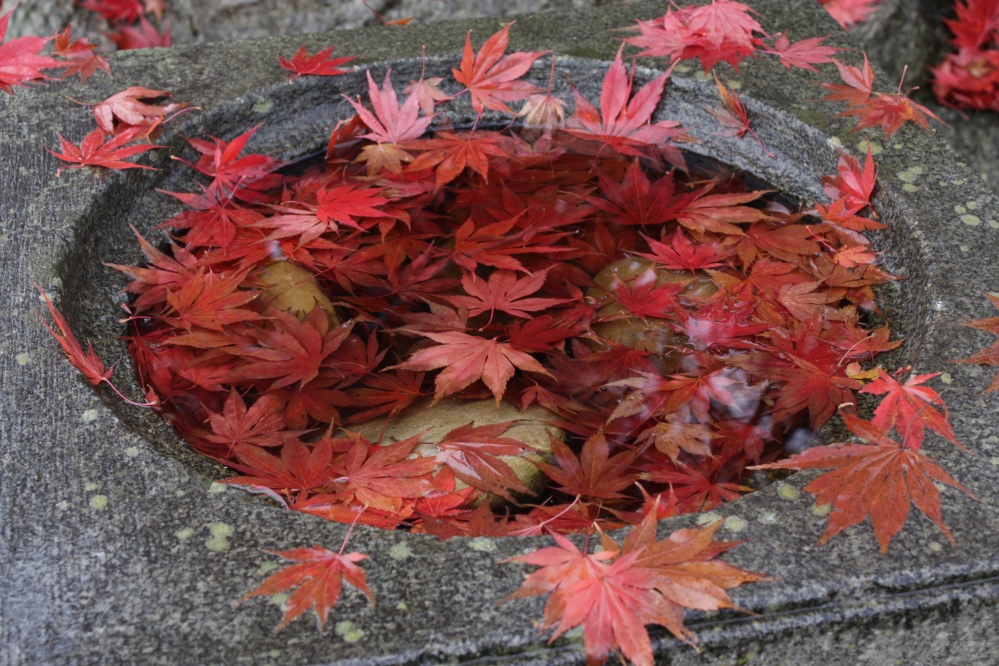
[
  {"xmin": 36, "ymin": 287, "xmax": 113, "ymax": 388},
  {"xmin": 637, "ymin": 228, "xmax": 730, "ymax": 271},
  {"xmin": 585, "ymin": 160, "xmax": 694, "ymax": 228},
  {"xmin": 635, "ymin": 415, "xmax": 716, "ymax": 463},
  {"xmin": 182, "ymin": 124, "xmax": 283, "ymax": 199},
  {"xmin": 753, "ymin": 413, "xmax": 974, "ymax": 554},
  {"xmin": 709, "ymin": 73, "xmax": 774, "ymax": 157},
  {"xmin": 566, "ymin": 46, "xmax": 688, "ymax": 158},
  {"xmin": 163, "ymin": 269, "xmax": 264, "ymax": 331},
  {"xmin": 861, "ymin": 367, "xmax": 962, "ymax": 450},
  {"xmin": 48, "ymin": 126, "xmax": 165, "ymax": 175},
  {"xmin": 225, "ymin": 436, "xmax": 338, "ymax": 494},
  {"xmin": 278, "ymin": 43, "xmax": 356, "ymax": 81},
  {"xmin": 201, "ymin": 391, "xmax": 300, "ymax": 453},
  {"xmin": 451, "ymin": 21, "xmax": 546, "ymax": 114},
  {"xmin": 80, "ymin": 0, "xmax": 143, "ymax": 21},
  {"xmin": 262, "ymin": 181, "xmax": 394, "ymax": 242},
  {"xmin": 0, "ymin": 8, "xmax": 68, "ymax": 94},
  {"xmin": 444, "ymin": 267, "xmax": 570, "ymax": 324},
  {"xmin": 819, "ymin": 55, "xmax": 875, "ymax": 108},
  {"xmin": 676, "ymin": 184, "xmax": 767, "ymax": 236},
  {"xmin": 52, "ymin": 26, "xmax": 111, "ymax": 83},
  {"xmin": 598, "ymin": 267, "xmax": 685, "ymax": 319},
  {"xmin": 403, "ymin": 75, "xmax": 450, "ymax": 116},
  {"xmin": 243, "ymin": 539, "xmax": 374, "ymax": 631},
  {"xmin": 106, "ymin": 224, "xmax": 202, "ymax": 312},
  {"xmin": 839, "ymin": 88, "xmax": 944, "ymax": 139},
  {"xmin": 819, "ymin": 0, "xmax": 881, "ymax": 29},
  {"xmin": 410, "ymin": 129, "xmax": 510, "ymax": 187},
  {"xmin": 957, "ymin": 294, "xmax": 999, "ymax": 392},
  {"xmin": 342, "ymin": 370, "xmax": 425, "ymax": 424},
  {"xmin": 434, "ymin": 421, "xmax": 535, "ymax": 499},
  {"xmin": 328, "ymin": 435, "xmax": 438, "ymax": 513},
  {"xmin": 504, "ymin": 511, "xmax": 765, "ymax": 665},
  {"xmin": 231, "ymin": 308, "xmax": 356, "ymax": 390},
  {"xmin": 389, "ymin": 330, "xmax": 552, "ymax": 405},
  {"xmin": 762, "ymin": 34, "xmax": 841, "ymax": 72},
  {"xmin": 93, "ymin": 86, "xmax": 186, "ymax": 133},
  {"xmin": 106, "ymin": 15, "xmax": 172, "ymax": 50},
  {"xmin": 537, "ymin": 428, "xmax": 641, "ymax": 501},
  {"xmin": 345, "ymin": 69, "xmax": 434, "ymax": 174}
]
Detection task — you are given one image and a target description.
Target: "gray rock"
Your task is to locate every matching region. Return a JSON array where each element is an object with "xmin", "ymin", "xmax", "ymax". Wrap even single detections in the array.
[{"xmin": 2, "ymin": 1, "xmax": 999, "ymax": 665}]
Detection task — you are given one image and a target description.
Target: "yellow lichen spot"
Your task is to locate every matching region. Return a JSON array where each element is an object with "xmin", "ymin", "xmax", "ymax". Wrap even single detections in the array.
[
  {"xmin": 897, "ymin": 168, "xmax": 922, "ymax": 183},
  {"xmin": 989, "ymin": 456, "xmax": 999, "ymax": 466},
  {"xmin": 827, "ymin": 136, "xmax": 844, "ymax": 149},
  {"xmin": 469, "ymin": 537, "xmax": 497, "ymax": 553},
  {"xmin": 175, "ymin": 490, "xmax": 186, "ymax": 497},
  {"xmin": 928, "ymin": 541, "xmax": 943, "ymax": 553},
  {"xmin": 396, "ymin": 601, "xmax": 409, "ymax": 611},
  {"xmin": 176, "ymin": 527, "xmax": 195, "ymax": 541},
  {"xmin": 124, "ymin": 446, "xmax": 140, "ymax": 458},
  {"xmin": 82, "ymin": 409, "xmax": 99, "ymax": 423},
  {"xmin": 728, "ymin": 80, "xmax": 742, "ymax": 90},
  {"xmin": 940, "ymin": 373, "xmax": 952, "ymax": 385},
  {"xmin": 812, "ymin": 503, "xmax": 832, "ymax": 516},
  {"xmin": 269, "ymin": 593, "xmax": 290, "ymax": 607},
  {"xmin": 967, "ymin": 201, "xmax": 979, "ymax": 210},
  {"xmin": 208, "ymin": 482, "xmax": 227, "ymax": 494},
  {"xmin": 960, "ymin": 245, "xmax": 970, "ymax": 252},
  {"xmin": 256, "ymin": 561, "xmax": 279, "ymax": 575},
  {"xmin": 723, "ymin": 515, "xmax": 748, "ymax": 532},
  {"xmin": 858, "ymin": 140, "xmax": 882, "ymax": 155},
  {"xmin": 56, "ymin": 500, "xmax": 69, "ymax": 510},
  {"xmin": 777, "ymin": 483, "xmax": 801, "ymax": 501},
  {"xmin": 696, "ymin": 511, "xmax": 723, "ymax": 525},
  {"xmin": 952, "ymin": 178, "xmax": 967, "ymax": 186},
  {"xmin": 389, "ymin": 543, "xmax": 413, "ymax": 560},
  {"xmin": 954, "ymin": 205, "xmax": 967, "ymax": 214},
  {"xmin": 90, "ymin": 494, "xmax": 108, "ymax": 510},
  {"xmin": 15, "ymin": 352, "xmax": 29, "ymax": 366},
  {"xmin": 335, "ymin": 620, "xmax": 365, "ymax": 643},
  {"xmin": 902, "ymin": 184, "xmax": 919, "ymax": 193},
  {"xmin": 694, "ymin": 70, "xmax": 712, "ymax": 82},
  {"xmin": 989, "ymin": 219, "xmax": 999, "ymax": 229},
  {"xmin": 205, "ymin": 522, "xmax": 234, "ymax": 551},
  {"xmin": 85, "ymin": 482, "xmax": 99, "ymax": 491},
  {"xmin": 961, "ymin": 214, "xmax": 981, "ymax": 226},
  {"xmin": 674, "ymin": 64, "xmax": 693, "ymax": 74}
]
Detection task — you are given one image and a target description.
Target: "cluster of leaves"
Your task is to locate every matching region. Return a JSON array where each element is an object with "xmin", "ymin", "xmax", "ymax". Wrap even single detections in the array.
[
  {"xmin": 80, "ymin": 0, "xmax": 171, "ymax": 50},
  {"xmin": 31, "ymin": 6, "xmax": 970, "ymax": 661},
  {"xmin": 931, "ymin": 0, "xmax": 999, "ymax": 112}
]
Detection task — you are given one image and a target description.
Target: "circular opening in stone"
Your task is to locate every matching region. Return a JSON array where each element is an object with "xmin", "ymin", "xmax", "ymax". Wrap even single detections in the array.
[{"xmin": 110, "ymin": 105, "xmax": 899, "ymax": 538}]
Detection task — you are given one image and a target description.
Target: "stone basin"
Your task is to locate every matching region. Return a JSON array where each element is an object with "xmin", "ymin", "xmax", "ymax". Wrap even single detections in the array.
[{"xmin": 3, "ymin": 1, "xmax": 999, "ymax": 663}]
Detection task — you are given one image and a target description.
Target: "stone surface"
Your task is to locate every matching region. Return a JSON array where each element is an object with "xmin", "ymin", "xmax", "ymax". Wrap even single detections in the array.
[{"xmin": 2, "ymin": 2, "xmax": 999, "ymax": 665}]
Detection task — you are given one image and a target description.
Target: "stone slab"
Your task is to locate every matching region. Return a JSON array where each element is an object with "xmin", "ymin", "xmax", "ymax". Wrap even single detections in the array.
[{"xmin": 2, "ymin": 1, "xmax": 999, "ymax": 665}]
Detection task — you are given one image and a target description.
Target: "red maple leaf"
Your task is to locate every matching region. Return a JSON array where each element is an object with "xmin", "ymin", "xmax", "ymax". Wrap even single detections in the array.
[
  {"xmin": 709, "ymin": 73, "xmax": 774, "ymax": 156},
  {"xmin": 566, "ymin": 46, "xmax": 688, "ymax": 158},
  {"xmin": 243, "ymin": 531, "xmax": 374, "ymax": 631},
  {"xmin": 838, "ymin": 85, "xmax": 944, "ymax": 139},
  {"xmin": 225, "ymin": 436, "xmax": 338, "ymax": 495},
  {"xmin": 504, "ymin": 511, "xmax": 765, "ymax": 665},
  {"xmin": 52, "ymin": 26, "xmax": 111, "ymax": 83},
  {"xmin": 753, "ymin": 412, "xmax": 974, "ymax": 554},
  {"xmin": 93, "ymin": 86, "xmax": 187, "ymax": 133},
  {"xmin": 0, "ymin": 8, "xmax": 68, "ymax": 94},
  {"xmin": 444, "ymin": 267, "xmax": 570, "ymax": 323},
  {"xmin": 342, "ymin": 370, "xmax": 425, "ymax": 424},
  {"xmin": 535, "ymin": 428, "xmax": 640, "ymax": 501},
  {"xmin": 861, "ymin": 367, "xmax": 962, "ymax": 450},
  {"xmin": 389, "ymin": 330, "xmax": 552, "ymax": 405},
  {"xmin": 79, "ymin": 0, "xmax": 143, "ymax": 21},
  {"xmin": 822, "ymin": 143, "xmax": 878, "ymax": 215},
  {"xmin": 819, "ymin": 0, "xmax": 881, "ymax": 29},
  {"xmin": 36, "ymin": 287, "xmax": 113, "ymax": 388},
  {"xmin": 451, "ymin": 21, "xmax": 546, "ymax": 114},
  {"xmin": 820, "ymin": 54, "xmax": 875, "ymax": 108},
  {"xmin": 106, "ymin": 15, "xmax": 172, "ymax": 51},
  {"xmin": 200, "ymin": 391, "xmax": 300, "ymax": 453},
  {"xmin": 957, "ymin": 294, "xmax": 999, "ymax": 392},
  {"xmin": 435, "ymin": 421, "xmax": 535, "ymax": 499},
  {"xmin": 637, "ymin": 228, "xmax": 730, "ymax": 271},
  {"xmin": 278, "ymin": 43, "xmax": 356, "ymax": 81},
  {"xmin": 163, "ymin": 269, "xmax": 264, "ymax": 331},
  {"xmin": 762, "ymin": 34, "xmax": 841, "ymax": 72},
  {"xmin": 48, "ymin": 126, "xmax": 165, "ymax": 175},
  {"xmin": 585, "ymin": 160, "xmax": 695, "ymax": 228},
  {"xmin": 328, "ymin": 435, "xmax": 438, "ymax": 513}
]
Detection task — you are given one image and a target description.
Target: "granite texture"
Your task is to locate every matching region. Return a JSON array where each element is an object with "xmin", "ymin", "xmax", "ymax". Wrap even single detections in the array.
[{"xmin": 2, "ymin": 1, "xmax": 999, "ymax": 665}]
